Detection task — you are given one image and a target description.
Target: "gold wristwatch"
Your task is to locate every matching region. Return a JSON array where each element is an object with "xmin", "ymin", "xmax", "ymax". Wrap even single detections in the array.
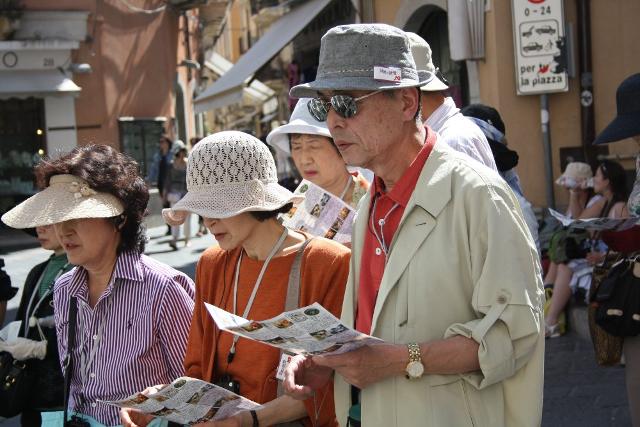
[{"xmin": 405, "ymin": 342, "xmax": 424, "ymax": 379}]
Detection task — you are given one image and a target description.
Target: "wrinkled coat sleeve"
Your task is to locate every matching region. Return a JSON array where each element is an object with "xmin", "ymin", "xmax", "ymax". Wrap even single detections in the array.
[{"xmin": 444, "ymin": 178, "xmax": 544, "ymax": 389}]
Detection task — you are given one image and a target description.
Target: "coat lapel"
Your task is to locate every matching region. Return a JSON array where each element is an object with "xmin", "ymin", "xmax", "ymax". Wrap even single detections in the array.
[{"xmin": 370, "ymin": 142, "xmax": 454, "ymax": 333}]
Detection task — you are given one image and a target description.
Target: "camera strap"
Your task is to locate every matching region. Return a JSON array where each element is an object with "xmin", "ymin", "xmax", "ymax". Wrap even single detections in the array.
[{"xmin": 63, "ymin": 296, "xmax": 78, "ymax": 424}]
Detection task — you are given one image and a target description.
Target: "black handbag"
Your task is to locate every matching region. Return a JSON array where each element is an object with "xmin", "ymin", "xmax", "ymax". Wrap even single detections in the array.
[
  {"xmin": 0, "ymin": 334, "xmax": 38, "ymax": 417},
  {"xmin": 593, "ymin": 258, "xmax": 640, "ymax": 337}
]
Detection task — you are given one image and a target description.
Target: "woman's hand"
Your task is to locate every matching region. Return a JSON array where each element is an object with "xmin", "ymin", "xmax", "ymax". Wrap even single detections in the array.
[
  {"xmin": 121, "ymin": 408, "xmax": 155, "ymax": 427},
  {"xmin": 120, "ymin": 385, "xmax": 166, "ymax": 427}
]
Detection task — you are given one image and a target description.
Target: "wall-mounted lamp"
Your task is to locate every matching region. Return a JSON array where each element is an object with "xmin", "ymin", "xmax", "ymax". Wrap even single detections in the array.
[
  {"xmin": 178, "ymin": 59, "xmax": 201, "ymax": 70},
  {"xmin": 67, "ymin": 63, "xmax": 93, "ymax": 74}
]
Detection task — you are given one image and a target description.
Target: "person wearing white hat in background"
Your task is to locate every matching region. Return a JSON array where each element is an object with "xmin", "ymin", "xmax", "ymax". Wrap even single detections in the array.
[
  {"xmin": 544, "ymin": 160, "xmax": 629, "ymax": 338},
  {"xmin": 1, "ymin": 144, "xmax": 195, "ymax": 427},
  {"xmin": 121, "ymin": 131, "xmax": 350, "ymax": 427},
  {"xmin": 406, "ymin": 32, "xmax": 498, "ymax": 171},
  {"xmin": 267, "ymin": 98, "xmax": 370, "ymax": 209}
]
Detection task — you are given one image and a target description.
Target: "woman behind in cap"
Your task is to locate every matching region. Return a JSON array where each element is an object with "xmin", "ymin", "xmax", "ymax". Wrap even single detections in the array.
[
  {"xmin": 121, "ymin": 131, "xmax": 350, "ymax": 427},
  {"xmin": 267, "ymin": 98, "xmax": 369, "ymax": 209},
  {"xmin": 2, "ymin": 145, "xmax": 195, "ymax": 426}
]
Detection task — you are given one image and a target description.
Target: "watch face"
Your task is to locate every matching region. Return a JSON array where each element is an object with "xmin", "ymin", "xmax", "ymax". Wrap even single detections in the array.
[{"xmin": 406, "ymin": 361, "xmax": 424, "ymax": 378}]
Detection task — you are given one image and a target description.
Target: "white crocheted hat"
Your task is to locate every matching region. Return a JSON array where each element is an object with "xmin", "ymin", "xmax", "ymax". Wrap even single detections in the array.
[
  {"xmin": 266, "ymin": 98, "xmax": 332, "ymax": 155},
  {"xmin": 162, "ymin": 131, "xmax": 304, "ymax": 225},
  {"xmin": 1, "ymin": 174, "xmax": 124, "ymax": 229}
]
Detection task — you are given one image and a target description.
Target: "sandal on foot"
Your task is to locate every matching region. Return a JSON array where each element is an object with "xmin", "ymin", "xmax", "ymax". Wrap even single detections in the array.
[{"xmin": 545, "ymin": 322, "xmax": 562, "ymax": 338}]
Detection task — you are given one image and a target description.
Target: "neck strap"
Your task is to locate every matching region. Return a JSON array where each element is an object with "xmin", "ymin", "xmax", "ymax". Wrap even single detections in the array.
[{"xmin": 228, "ymin": 227, "xmax": 289, "ymax": 361}]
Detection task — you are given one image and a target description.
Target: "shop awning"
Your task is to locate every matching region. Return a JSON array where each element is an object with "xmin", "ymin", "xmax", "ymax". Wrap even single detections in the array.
[
  {"xmin": 194, "ymin": 0, "xmax": 331, "ymax": 113},
  {"xmin": 0, "ymin": 69, "xmax": 81, "ymax": 99},
  {"xmin": 203, "ymin": 52, "xmax": 275, "ymax": 108}
]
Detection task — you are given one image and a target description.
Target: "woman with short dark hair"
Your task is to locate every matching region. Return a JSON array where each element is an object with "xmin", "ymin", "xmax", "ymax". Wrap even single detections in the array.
[{"xmin": 2, "ymin": 144, "xmax": 195, "ymax": 426}]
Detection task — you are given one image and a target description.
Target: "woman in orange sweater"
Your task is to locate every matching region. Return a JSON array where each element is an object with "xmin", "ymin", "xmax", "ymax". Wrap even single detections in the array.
[{"xmin": 122, "ymin": 131, "xmax": 350, "ymax": 427}]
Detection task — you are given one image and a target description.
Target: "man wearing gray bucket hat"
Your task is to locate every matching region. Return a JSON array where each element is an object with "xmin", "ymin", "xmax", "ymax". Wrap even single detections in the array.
[
  {"xmin": 406, "ymin": 32, "xmax": 497, "ymax": 171},
  {"xmin": 284, "ymin": 23, "xmax": 544, "ymax": 427}
]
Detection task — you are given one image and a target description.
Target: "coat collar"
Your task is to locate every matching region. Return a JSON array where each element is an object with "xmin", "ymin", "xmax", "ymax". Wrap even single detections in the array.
[{"xmin": 361, "ymin": 140, "xmax": 455, "ymax": 334}]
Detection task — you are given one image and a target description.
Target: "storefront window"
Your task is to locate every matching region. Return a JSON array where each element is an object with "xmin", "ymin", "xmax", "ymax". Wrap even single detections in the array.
[{"xmin": 0, "ymin": 98, "xmax": 46, "ymax": 215}]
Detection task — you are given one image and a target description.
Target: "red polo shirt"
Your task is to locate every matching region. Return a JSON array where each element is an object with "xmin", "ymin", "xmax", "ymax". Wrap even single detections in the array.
[{"xmin": 355, "ymin": 127, "xmax": 436, "ymax": 334}]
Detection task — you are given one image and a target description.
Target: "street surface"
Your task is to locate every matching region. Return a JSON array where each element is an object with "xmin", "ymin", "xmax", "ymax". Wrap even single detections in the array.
[{"xmin": 0, "ymin": 225, "xmax": 633, "ymax": 426}]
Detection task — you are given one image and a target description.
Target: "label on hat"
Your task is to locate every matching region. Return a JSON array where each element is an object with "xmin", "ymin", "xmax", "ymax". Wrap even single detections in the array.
[{"xmin": 373, "ymin": 66, "xmax": 402, "ymax": 83}]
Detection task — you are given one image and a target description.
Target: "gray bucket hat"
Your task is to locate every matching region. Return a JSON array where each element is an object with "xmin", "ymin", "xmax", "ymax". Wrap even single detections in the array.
[{"xmin": 290, "ymin": 24, "xmax": 434, "ymax": 98}]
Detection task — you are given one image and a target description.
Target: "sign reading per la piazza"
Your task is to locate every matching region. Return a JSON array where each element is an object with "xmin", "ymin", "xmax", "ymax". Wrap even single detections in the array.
[{"xmin": 511, "ymin": 0, "xmax": 568, "ymax": 95}]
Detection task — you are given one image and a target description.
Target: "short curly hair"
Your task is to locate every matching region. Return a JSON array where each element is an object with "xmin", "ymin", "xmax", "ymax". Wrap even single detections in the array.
[{"xmin": 35, "ymin": 144, "xmax": 149, "ymax": 254}]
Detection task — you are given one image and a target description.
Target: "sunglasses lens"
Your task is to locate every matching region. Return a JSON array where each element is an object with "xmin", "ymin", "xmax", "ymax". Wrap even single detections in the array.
[
  {"xmin": 308, "ymin": 98, "xmax": 329, "ymax": 122},
  {"xmin": 331, "ymin": 95, "xmax": 357, "ymax": 119}
]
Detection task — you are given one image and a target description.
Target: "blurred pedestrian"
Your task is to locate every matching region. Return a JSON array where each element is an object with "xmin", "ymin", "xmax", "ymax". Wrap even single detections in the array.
[
  {"xmin": 407, "ymin": 32, "xmax": 498, "ymax": 171},
  {"xmin": 147, "ymin": 134, "xmax": 174, "ymax": 236},
  {"xmin": 593, "ymin": 72, "xmax": 640, "ymax": 427},
  {"xmin": 284, "ymin": 23, "xmax": 543, "ymax": 427},
  {"xmin": 121, "ymin": 131, "xmax": 350, "ymax": 427},
  {"xmin": 267, "ymin": 98, "xmax": 369, "ymax": 208},
  {"xmin": 164, "ymin": 144, "xmax": 190, "ymax": 250},
  {"xmin": 0, "ymin": 258, "xmax": 16, "ymax": 326},
  {"xmin": 2, "ymin": 144, "xmax": 195, "ymax": 426}
]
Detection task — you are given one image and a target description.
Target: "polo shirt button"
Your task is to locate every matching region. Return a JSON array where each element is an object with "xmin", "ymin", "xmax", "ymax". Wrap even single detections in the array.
[
  {"xmin": 90, "ymin": 372, "xmax": 95, "ymax": 378},
  {"xmin": 92, "ymin": 335, "xmax": 98, "ymax": 340},
  {"xmin": 91, "ymin": 402, "xmax": 97, "ymax": 408},
  {"xmin": 375, "ymin": 247, "xmax": 382, "ymax": 256},
  {"xmin": 378, "ymin": 219, "xmax": 385, "ymax": 226}
]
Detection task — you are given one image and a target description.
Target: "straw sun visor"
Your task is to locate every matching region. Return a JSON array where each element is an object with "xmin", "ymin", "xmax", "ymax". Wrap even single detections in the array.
[{"xmin": 1, "ymin": 174, "xmax": 124, "ymax": 229}]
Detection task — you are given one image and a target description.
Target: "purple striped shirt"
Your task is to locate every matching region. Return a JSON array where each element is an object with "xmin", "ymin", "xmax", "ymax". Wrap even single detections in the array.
[{"xmin": 54, "ymin": 251, "xmax": 195, "ymax": 426}]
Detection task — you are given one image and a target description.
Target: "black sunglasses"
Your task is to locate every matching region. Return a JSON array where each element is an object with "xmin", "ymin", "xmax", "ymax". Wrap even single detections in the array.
[{"xmin": 307, "ymin": 90, "xmax": 383, "ymax": 122}]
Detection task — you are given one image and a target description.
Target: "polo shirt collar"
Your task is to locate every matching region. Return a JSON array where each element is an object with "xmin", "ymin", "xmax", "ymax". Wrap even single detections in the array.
[{"xmin": 371, "ymin": 127, "xmax": 435, "ymax": 207}]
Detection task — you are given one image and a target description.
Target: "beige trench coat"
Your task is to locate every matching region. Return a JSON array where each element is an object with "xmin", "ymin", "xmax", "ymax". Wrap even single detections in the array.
[{"xmin": 334, "ymin": 141, "xmax": 545, "ymax": 427}]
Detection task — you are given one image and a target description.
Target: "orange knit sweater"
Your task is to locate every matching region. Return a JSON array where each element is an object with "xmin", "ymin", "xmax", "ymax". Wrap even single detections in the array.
[{"xmin": 184, "ymin": 237, "xmax": 350, "ymax": 426}]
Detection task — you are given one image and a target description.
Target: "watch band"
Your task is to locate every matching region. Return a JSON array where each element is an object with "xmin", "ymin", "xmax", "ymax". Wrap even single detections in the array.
[
  {"xmin": 250, "ymin": 409, "xmax": 259, "ymax": 427},
  {"xmin": 407, "ymin": 342, "xmax": 421, "ymax": 362}
]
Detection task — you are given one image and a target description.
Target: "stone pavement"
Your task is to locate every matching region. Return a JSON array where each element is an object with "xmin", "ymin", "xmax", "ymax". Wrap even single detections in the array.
[
  {"xmin": 542, "ymin": 331, "xmax": 631, "ymax": 427},
  {"xmin": 0, "ymin": 225, "xmax": 634, "ymax": 426}
]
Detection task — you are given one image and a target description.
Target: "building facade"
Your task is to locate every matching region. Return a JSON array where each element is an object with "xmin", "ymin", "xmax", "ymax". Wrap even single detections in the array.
[
  {"xmin": 0, "ymin": 0, "xmax": 204, "ymax": 216},
  {"xmin": 366, "ymin": 0, "xmax": 640, "ymax": 208}
]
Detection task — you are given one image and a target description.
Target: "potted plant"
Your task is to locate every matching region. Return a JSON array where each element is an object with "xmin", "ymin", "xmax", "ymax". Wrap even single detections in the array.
[{"xmin": 0, "ymin": 0, "xmax": 22, "ymax": 41}]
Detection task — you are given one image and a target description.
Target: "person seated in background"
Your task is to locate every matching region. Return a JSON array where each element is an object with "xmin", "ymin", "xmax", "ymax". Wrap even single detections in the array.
[
  {"xmin": 267, "ymin": 98, "xmax": 369, "ymax": 209},
  {"xmin": 544, "ymin": 160, "xmax": 629, "ymax": 338}
]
